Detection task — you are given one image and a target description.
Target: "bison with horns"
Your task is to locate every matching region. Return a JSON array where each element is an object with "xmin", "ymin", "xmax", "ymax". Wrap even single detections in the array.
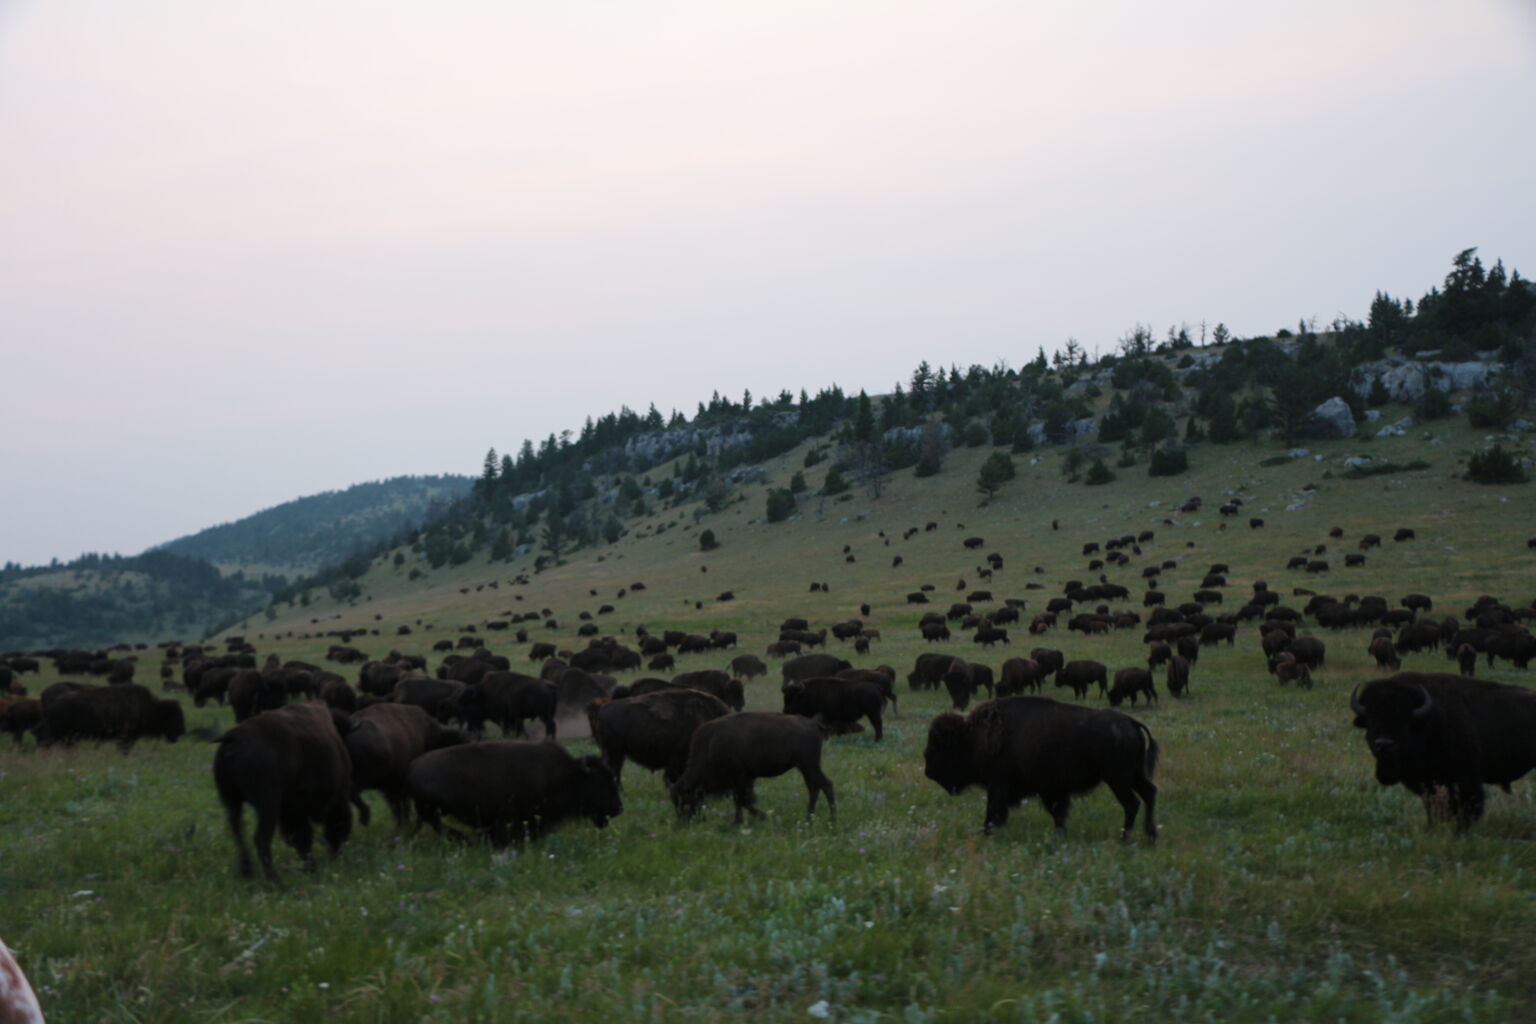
[
  {"xmin": 1350, "ymin": 671, "xmax": 1536, "ymax": 831},
  {"xmin": 924, "ymin": 697, "xmax": 1159, "ymax": 840}
]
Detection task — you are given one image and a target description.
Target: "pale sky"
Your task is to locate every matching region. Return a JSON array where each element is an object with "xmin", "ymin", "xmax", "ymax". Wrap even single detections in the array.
[{"xmin": 3, "ymin": 1, "xmax": 1534, "ymax": 567}]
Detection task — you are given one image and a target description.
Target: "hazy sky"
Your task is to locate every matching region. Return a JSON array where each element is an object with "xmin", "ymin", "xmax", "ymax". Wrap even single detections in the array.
[{"xmin": 3, "ymin": 1, "xmax": 1534, "ymax": 567}]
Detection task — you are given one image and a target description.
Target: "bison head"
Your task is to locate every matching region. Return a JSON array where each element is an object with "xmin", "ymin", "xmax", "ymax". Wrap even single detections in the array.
[
  {"xmin": 574, "ymin": 755, "xmax": 623, "ymax": 828},
  {"xmin": 923, "ymin": 713, "xmax": 980, "ymax": 795},
  {"xmin": 156, "ymin": 699, "xmax": 186, "ymax": 743},
  {"xmin": 1351, "ymin": 680, "xmax": 1434, "ymax": 788}
]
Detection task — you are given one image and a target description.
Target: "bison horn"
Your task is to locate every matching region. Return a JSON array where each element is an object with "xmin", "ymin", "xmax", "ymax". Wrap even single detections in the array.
[
  {"xmin": 1349, "ymin": 686, "xmax": 1365, "ymax": 716},
  {"xmin": 1412, "ymin": 685, "xmax": 1433, "ymax": 719}
]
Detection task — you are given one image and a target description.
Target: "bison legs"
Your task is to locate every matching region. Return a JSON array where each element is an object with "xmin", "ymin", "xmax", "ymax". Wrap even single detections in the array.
[
  {"xmin": 802, "ymin": 767, "xmax": 836, "ymax": 821},
  {"xmin": 350, "ymin": 790, "xmax": 372, "ymax": 827},
  {"xmin": 1041, "ymin": 794, "xmax": 1073, "ymax": 832},
  {"xmin": 730, "ymin": 782, "xmax": 763, "ymax": 825},
  {"xmin": 1106, "ymin": 779, "xmax": 1155, "ymax": 842},
  {"xmin": 982, "ymin": 785, "xmax": 1013, "ymax": 833},
  {"xmin": 869, "ymin": 712, "xmax": 883, "ymax": 742}
]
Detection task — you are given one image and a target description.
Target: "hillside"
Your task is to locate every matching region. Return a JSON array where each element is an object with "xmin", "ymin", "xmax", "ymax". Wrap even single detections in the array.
[
  {"xmin": 156, "ymin": 474, "xmax": 472, "ymax": 573},
  {"xmin": 0, "ymin": 550, "xmax": 274, "ymax": 650}
]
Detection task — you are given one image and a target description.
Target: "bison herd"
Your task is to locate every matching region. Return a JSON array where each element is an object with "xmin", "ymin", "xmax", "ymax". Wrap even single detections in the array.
[{"xmin": 3, "ymin": 514, "xmax": 1535, "ymax": 884}]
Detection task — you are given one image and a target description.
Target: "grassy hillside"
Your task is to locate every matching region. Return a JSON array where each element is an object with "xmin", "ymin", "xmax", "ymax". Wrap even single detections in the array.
[{"xmin": 3, "ymin": 415, "xmax": 1534, "ymax": 1022}]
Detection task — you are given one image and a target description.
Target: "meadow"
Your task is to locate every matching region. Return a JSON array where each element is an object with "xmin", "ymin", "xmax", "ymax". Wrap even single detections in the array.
[{"xmin": 3, "ymin": 418, "xmax": 1534, "ymax": 1023}]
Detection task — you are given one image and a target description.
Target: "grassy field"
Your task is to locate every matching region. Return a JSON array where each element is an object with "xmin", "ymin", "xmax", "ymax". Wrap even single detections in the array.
[{"xmin": 3, "ymin": 418, "xmax": 1535, "ymax": 1022}]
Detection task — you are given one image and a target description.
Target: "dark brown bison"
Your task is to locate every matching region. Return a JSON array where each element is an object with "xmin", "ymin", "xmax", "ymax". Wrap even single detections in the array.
[
  {"xmin": 36, "ymin": 684, "xmax": 185, "ymax": 751},
  {"xmin": 997, "ymin": 657, "xmax": 1046, "ymax": 696},
  {"xmin": 1369, "ymin": 637, "xmax": 1401, "ymax": 671},
  {"xmin": 671, "ymin": 670, "xmax": 746, "ymax": 712},
  {"xmin": 391, "ymin": 677, "xmax": 469, "ymax": 724},
  {"xmin": 1351, "ymin": 672, "xmax": 1536, "ymax": 831},
  {"xmin": 923, "ymin": 697, "xmax": 1158, "ymax": 839},
  {"xmin": 942, "ymin": 659, "xmax": 995, "ymax": 711},
  {"xmin": 1288, "ymin": 636, "xmax": 1326, "ymax": 669},
  {"xmin": 229, "ymin": 670, "xmax": 289, "ymax": 723},
  {"xmin": 465, "ymin": 672, "xmax": 558, "ymax": 738},
  {"xmin": 730, "ymin": 654, "xmax": 768, "ymax": 680},
  {"xmin": 407, "ymin": 741, "xmax": 622, "ymax": 846},
  {"xmin": 1056, "ymin": 660, "xmax": 1108, "ymax": 699},
  {"xmin": 907, "ymin": 652, "xmax": 957, "ymax": 691},
  {"xmin": 781, "ymin": 653, "xmax": 852, "ymax": 685},
  {"xmin": 1108, "ymin": 668, "xmax": 1157, "ymax": 706},
  {"xmin": 0, "ymin": 697, "xmax": 43, "ymax": 745},
  {"xmin": 345, "ymin": 703, "xmax": 466, "ymax": 827},
  {"xmin": 670, "ymin": 713, "xmax": 835, "ymax": 824},
  {"xmin": 587, "ymin": 688, "xmax": 732, "ymax": 786},
  {"xmin": 782, "ymin": 678, "xmax": 885, "ymax": 740},
  {"xmin": 213, "ymin": 702, "xmax": 353, "ymax": 881},
  {"xmin": 1166, "ymin": 655, "xmax": 1190, "ymax": 697}
]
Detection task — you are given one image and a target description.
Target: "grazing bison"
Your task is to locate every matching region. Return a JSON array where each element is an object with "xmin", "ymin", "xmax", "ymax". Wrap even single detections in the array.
[
  {"xmin": 36, "ymin": 684, "xmax": 185, "ymax": 751},
  {"xmin": 729, "ymin": 654, "xmax": 768, "ymax": 681},
  {"xmin": 1108, "ymin": 668, "xmax": 1157, "ymax": 706},
  {"xmin": 1288, "ymin": 636, "xmax": 1326, "ymax": 670},
  {"xmin": 782, "ymin": 678, "xmax": 885, "ymax": 740},
  {"xmin": 923, "ymin": 697, "xmax": 1158, "ymax": 840},
  {"xmin": 1351, "ymin": 672, "xmax": 1536, "ymax": 831},
  {"xmin": 670, "ymin": 713, "xmax": 835, "ymax": 824},
  {"xmin": 1166, "ymin": 655, "xmax": 1190, "ymax": 697},
  {"xmin": 1457, "ymin": 643, "xmax": 1477, "ymax": 677},
  {"xmin": 408, "ymin": 741, "xmax": 622, "ymax": 846},
  {"xmin": 1275, "ymin": 659, "xmax": 1312, "ymax": 688},
  {"xmin": 213, "ymin": 703, "xmax": 353, "ymax": 880},
  {"xmin": 907, "ymin": 652, "xmax": 958, "ymax": 692},
  {"xmin": 1369, "ymin": 637, "xmax": 1401, "ymax": 671},
  {"xmin": 1056, "ymin": 660, "xmax": 1108, "ymax": 699},
  {"xmin": 587, "ymin": 688, "xmax": 732, "ymax": 786},
  {"xmin": 942, "ymin": 659, "xmax": 995, "ymax": 711},
  {"xmin": 345, "ymin": 703, "xmax": 466, "ymax": 827},
  {"xmin": 997, "ymin": 657, "xmax": 1046, "ymax": 696},
  {"xmin": 781, "ymin": 653, "xmax": 852, "ymax": 685},
  {"xmin": 528, "ymin": 642, "xmax": 557, "ymax": 662}
]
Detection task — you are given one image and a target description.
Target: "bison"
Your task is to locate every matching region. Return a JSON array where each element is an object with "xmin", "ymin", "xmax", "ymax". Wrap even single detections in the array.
[
  {"xmin": 1350, "ymin": 672, "xmax": 1536, "ymax": 830},
  {"xmin": 923, "ymin": 697, "xmax": 1158, "ymax": 840},
  {"xmin": 1056, "ymin": 659, "xmax": 1108, "ymax": 699},
  {"xmin": 407, "ymin": 741, "xmax": 621, "ymax": 846},
  {"xmin": 588, "ymin": 688, "xmax": 732, "ymax": 786},
  {"xmin": 670, "ymin": 713, "xmax": 835, "ymax": 825},
  {"xmin": 1108, "ymin": 668, "xmax": 1157, "ymax": 706},
  {"xmin": 345, "ymin": 703, "xmax": 466, "ymax": 827},
  {"xmin": 782, "ymin": 678, "xmax": 885, "ymax": 740},
  {"xmin": 213, "ymin": 702, "xmax": 353, "ymax": 881},
  {"xmin": 36, "ymin": 684, "xmax": 185, "ymax": 751}
]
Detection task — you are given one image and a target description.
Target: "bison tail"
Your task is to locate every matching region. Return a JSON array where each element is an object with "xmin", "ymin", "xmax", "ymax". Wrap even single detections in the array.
[{"xmin": 1136, "ymin": 721, "xmax": 1160, "ymax": 779}]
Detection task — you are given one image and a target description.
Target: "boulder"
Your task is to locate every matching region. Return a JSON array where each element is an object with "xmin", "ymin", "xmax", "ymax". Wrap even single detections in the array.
[{"xmin": 1309, "ymin": 397, "xmax": 1356, "ymax": 440}]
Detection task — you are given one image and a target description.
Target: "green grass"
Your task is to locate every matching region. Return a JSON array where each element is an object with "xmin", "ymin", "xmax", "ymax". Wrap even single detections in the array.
[{"xmin": 4, "ymin": 422, "xmax": 1535, "ymax": 1021}]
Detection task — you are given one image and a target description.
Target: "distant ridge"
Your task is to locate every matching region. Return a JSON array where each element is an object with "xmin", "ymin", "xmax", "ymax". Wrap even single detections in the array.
[{"xmin": 156, "ymin": 475, "xmax": 472, "ymax": 572}]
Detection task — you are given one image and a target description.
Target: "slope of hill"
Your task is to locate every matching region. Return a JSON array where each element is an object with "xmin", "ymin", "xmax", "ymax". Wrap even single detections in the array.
[
  {"xmin": 0, "ymin": 550, "xmax": 274, "ymax": 650},
  {"xmin": 156, "ymin": 474, "xmax": 472, "ymax": 573}
]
